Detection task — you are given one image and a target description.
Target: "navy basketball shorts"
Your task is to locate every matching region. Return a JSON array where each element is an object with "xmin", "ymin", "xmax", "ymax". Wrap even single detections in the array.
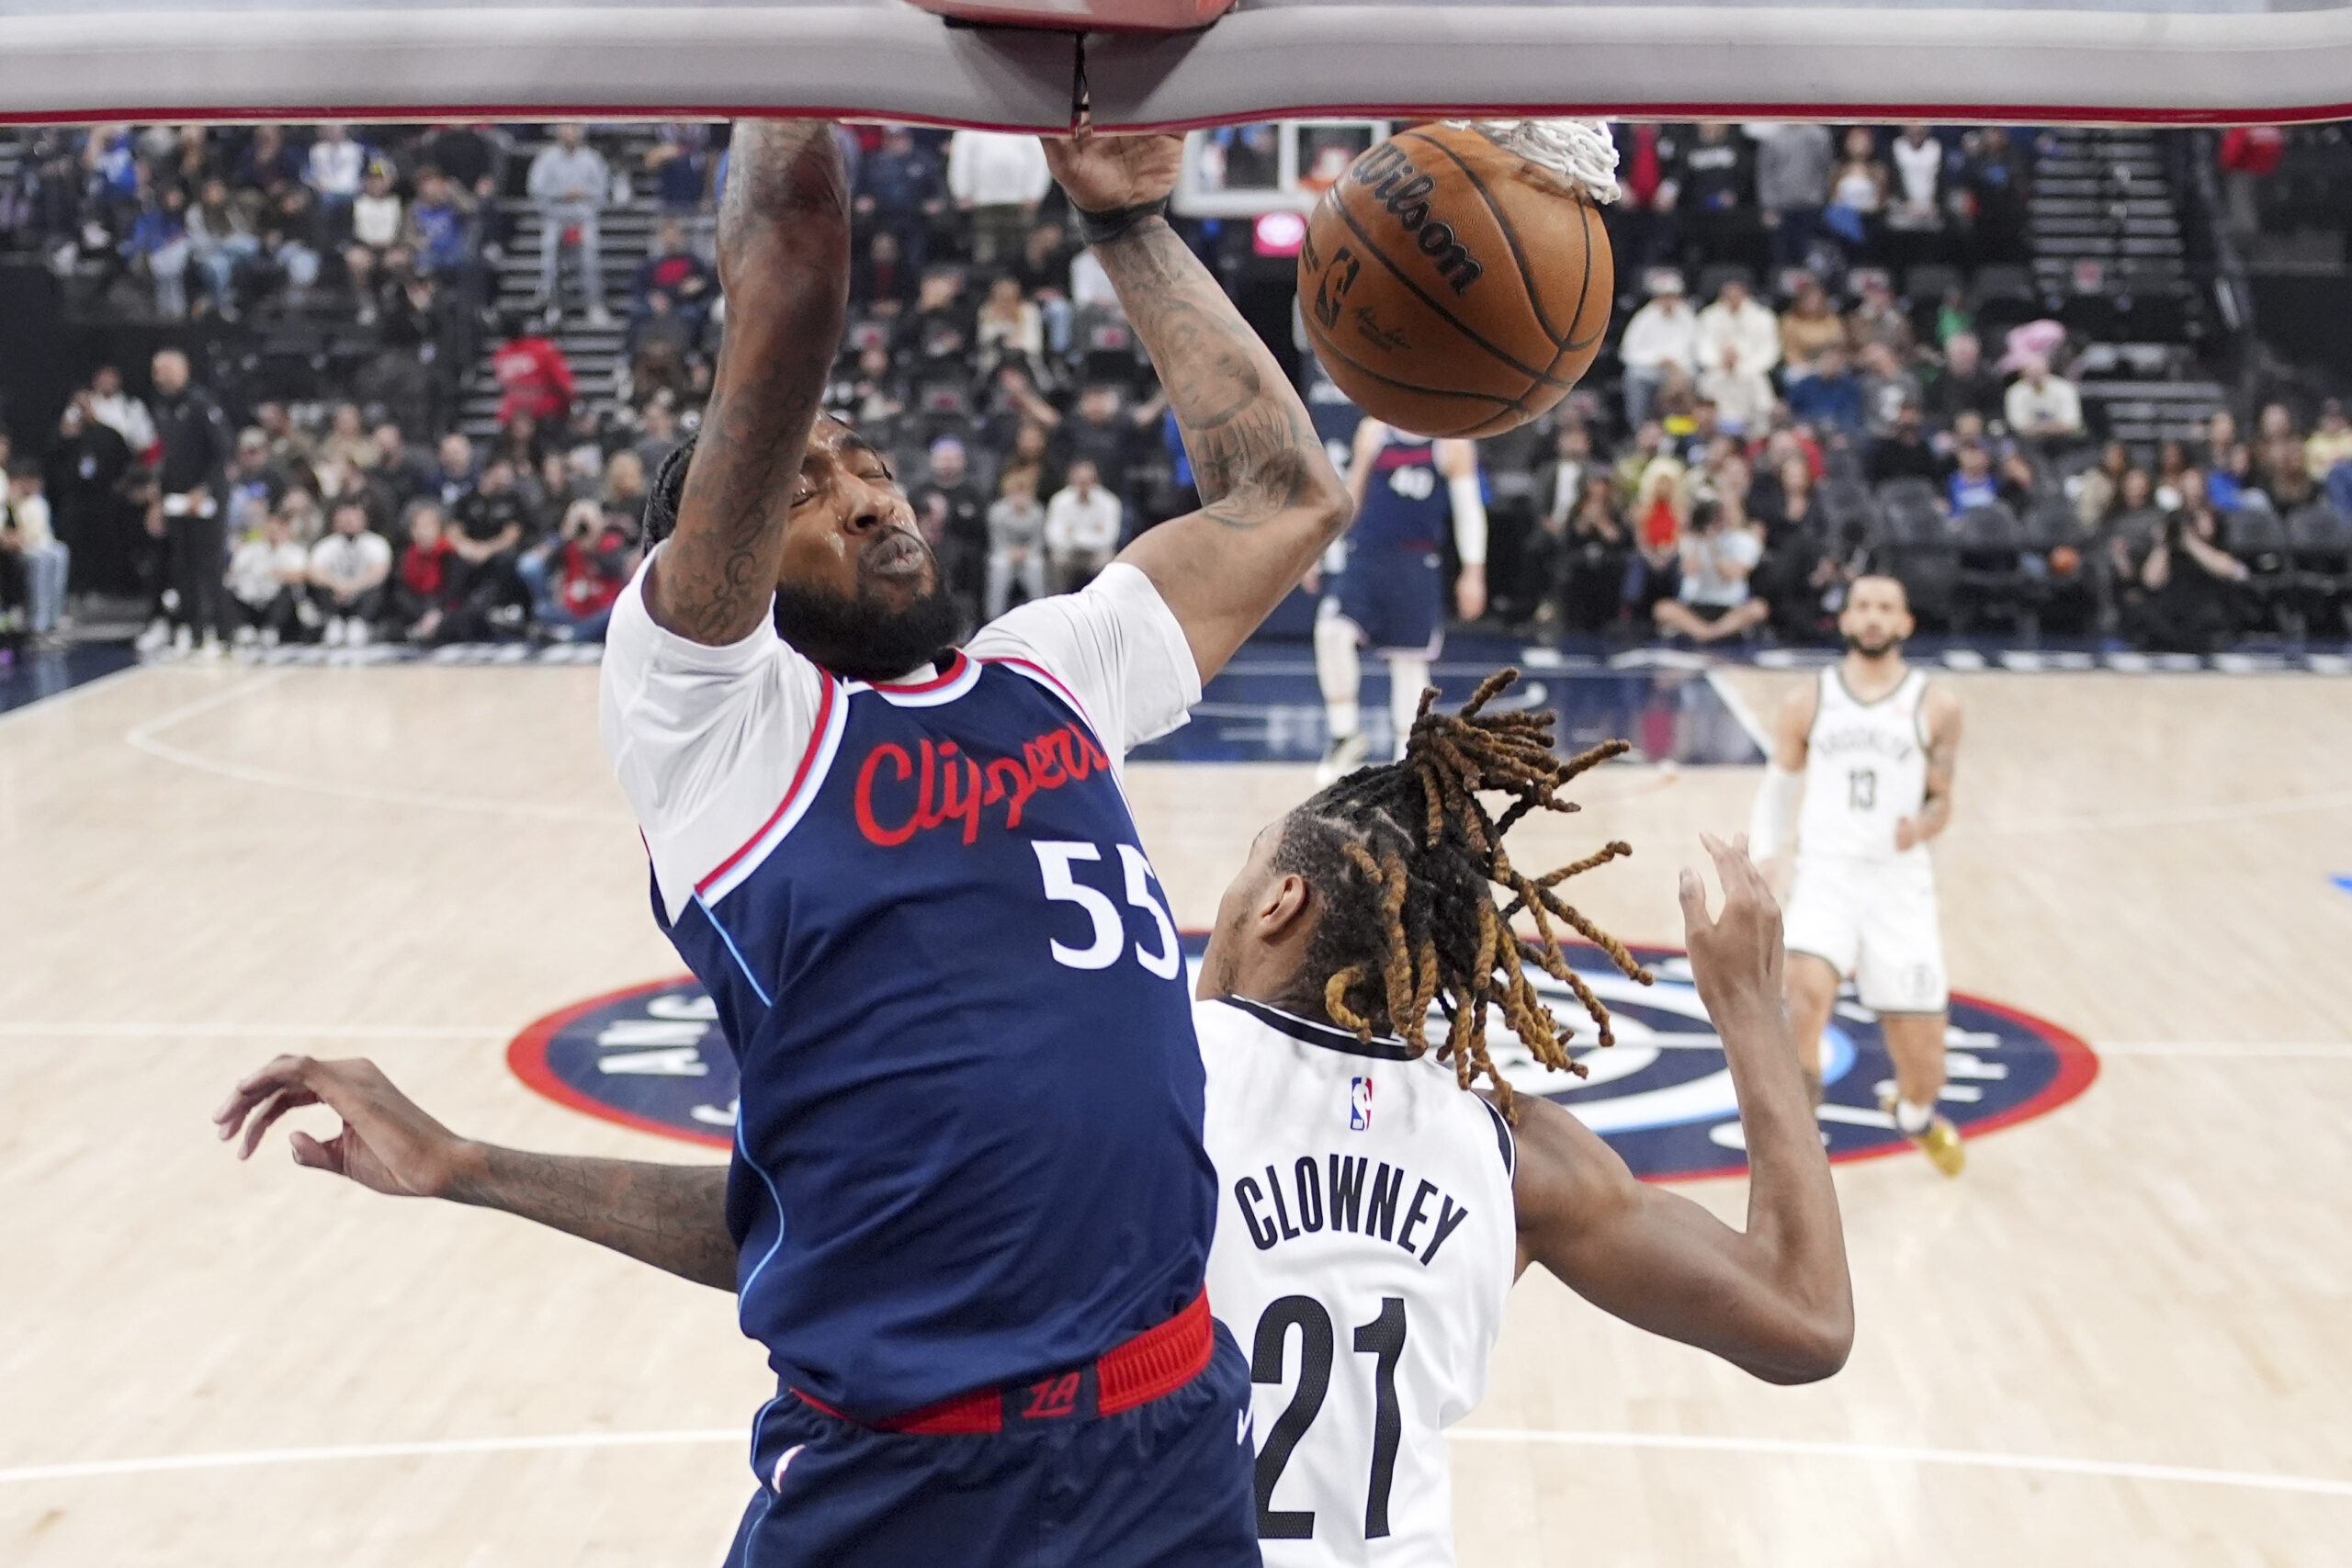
[
  {"xmin": 1329, "ymin": 546, "xmax": 1445, "ymax": 658},
  {"xmin": 721, "ymin": 1323, "xmax": 1258, "ymax": 1568}
]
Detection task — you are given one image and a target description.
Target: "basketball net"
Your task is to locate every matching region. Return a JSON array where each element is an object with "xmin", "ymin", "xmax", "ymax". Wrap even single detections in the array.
[{"xmin": 1451, "ymin": 118, "xmax": 1622, "ymax": 206}]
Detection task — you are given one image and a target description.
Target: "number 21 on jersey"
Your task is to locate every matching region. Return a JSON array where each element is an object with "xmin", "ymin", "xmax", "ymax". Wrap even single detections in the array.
[{"xmin": 1251, "ymin": 1294, "xmax": 1409, "ymax": 1540}]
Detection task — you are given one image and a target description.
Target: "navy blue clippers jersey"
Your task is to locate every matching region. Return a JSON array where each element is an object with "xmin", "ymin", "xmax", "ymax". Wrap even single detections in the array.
[
  {"xmin": 655, "ymin": 650, "xmax": 1215, "ymax": 1424},
  {"xmin": 1353, "ymin": 434, "xmax": 1449, "ymax": 552}
]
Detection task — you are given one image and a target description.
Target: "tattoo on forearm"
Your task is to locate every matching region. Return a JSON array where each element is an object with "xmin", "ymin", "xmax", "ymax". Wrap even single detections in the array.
[
  {"xmin": 664, "ymin": 352, "xmax": 827, "ymax": 643},
  {"xmin": 653, "ymin": 120, "xmax": 848, "ymax": 644},
  {"xmin": 1093, "ymin": 218, "xmax": 1335, "ymax": 536},
  {"xmin": 447, "ymin": 1149, "xmax": 737, "ymax": 1291}
]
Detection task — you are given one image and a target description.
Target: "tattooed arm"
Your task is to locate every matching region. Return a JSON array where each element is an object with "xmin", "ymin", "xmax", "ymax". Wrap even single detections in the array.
[
  {"xmin": 450, "ymin": 1150, "xmax": 734, "ymax": 1291},
  {"xmin": 648, "ymin": 119, "xmax": 851, "ymax": 646},
  {"xmin": 1042, "ymin": 132, "xmax": 1351, "ymax": 681},
  {"xmin": 215, "ymin": 1055, "xmax": 737, "ymax": 1291}
]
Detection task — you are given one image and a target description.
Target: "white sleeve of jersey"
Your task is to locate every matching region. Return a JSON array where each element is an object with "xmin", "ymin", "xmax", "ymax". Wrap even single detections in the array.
[
  {"xmin": 1748, "ymin": 762, "xmax": 1803, "ymax": 862},
  {"xmin": 965, "ymin": 562, "xmax": 1203, "ymax": 757},
  {"xmin": 1446, "ymin": 471, "xmax": 1488, "ymax": 567},
  {"xmin": 599, "ymin": 547, "xmax": 829, "ymax": 921}
]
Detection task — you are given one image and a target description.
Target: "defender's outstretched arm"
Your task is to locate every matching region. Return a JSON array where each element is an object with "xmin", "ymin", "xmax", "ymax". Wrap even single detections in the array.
[
  {"xmin": 649, "ymin": 120, "xmax": 851, "ymax": 646},
  {"xmin": 216, "ymin": 1055, "xmax": 738, "ymax": 1292},
  {"xmin": 1044, "ymin": 132, "xmax": 1352, "ymax": 681},
  {"xmin": 1510, "ymin": 835, "xmax": 1852, "ymax": 1383}
]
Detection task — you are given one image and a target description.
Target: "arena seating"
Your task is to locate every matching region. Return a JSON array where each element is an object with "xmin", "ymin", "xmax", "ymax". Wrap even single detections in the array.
[{"xmin": 2, "ymin": 118, "xmax": 2348, "ymax": 660}]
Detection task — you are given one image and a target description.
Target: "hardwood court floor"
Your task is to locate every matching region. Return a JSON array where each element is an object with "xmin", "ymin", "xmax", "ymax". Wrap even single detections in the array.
[{"xmin": 2, "ymin": 660, "xmax": 2348, "ymax": 1567}]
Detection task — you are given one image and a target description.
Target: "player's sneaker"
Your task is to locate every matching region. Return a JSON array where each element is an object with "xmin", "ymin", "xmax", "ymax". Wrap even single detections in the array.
[
  {"xmin": 1918, "ymin": 1117, "xmax": 1966, "ymax": 1176},
  {"xmin": 1315, "ymin": 731, "xmax": 1371, "ymax": 787},
  {"xmin": 1881, "ymin": 1089, "xmax": 1965, "ymax": 1177}
]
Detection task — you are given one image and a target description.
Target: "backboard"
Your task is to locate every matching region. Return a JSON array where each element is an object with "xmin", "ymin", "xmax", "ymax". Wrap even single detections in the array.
[{"xmin": 0, "ymin": 0, "xmax": 2347, "ymax": 123}]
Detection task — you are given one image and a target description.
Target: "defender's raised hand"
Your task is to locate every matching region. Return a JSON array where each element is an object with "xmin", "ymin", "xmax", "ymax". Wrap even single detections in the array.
[
  {"xmin": 1678, "ymin": 831, "xmax": 1786, "ymax": 1022},
  {"xmin": 214, "ymin": 1055, "xmax": 472, "ymax": 1198},
  {"xmin": 1040, "ymin": 128, "xmax": 1183, "ymax": 214}
]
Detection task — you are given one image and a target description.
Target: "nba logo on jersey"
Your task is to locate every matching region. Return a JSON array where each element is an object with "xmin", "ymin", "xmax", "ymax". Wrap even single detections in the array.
[{"xmin": 1350, "ymin": 1076, "xmax": 1374, "ymax": 1131}]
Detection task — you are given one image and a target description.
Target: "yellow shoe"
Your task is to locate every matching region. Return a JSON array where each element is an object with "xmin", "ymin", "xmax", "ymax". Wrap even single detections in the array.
[
  {"xmin": 1917, "ymin": 1116, "xmax": 1966, "ymax": 1177},
  {"xmin": 1881, "ymin": 1091, "xmax": 1966, "ymax": 1177}
]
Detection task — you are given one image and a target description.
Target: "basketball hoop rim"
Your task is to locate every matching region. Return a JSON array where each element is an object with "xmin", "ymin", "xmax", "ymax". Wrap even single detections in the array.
[
  {"xmin": 0, "ymin": 96, "xmax": 2339, "ymax": 130},
  {"xmin": 3, "ymin": 0, "xmax": 2350, "ymax": 128}
]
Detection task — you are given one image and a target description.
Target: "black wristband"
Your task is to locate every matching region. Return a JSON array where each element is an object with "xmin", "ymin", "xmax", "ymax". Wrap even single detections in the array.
[{"xmin": 1071, "ymin": 197, "xmax": 1170, "ymax": 248}]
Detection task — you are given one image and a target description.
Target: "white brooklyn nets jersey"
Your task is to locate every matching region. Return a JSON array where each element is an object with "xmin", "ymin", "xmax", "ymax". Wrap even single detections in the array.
[
  {"xmin": 1784, "ymin": 663, "xmax": 1949, "ymax": 1011},
  {"xmin": 1797, "ymin": 665, "xmax": 1933, "ymax": 864},
  {"xmin": 1198, "ymin": 997, "xmax": 1517, "ymax": 1568}
]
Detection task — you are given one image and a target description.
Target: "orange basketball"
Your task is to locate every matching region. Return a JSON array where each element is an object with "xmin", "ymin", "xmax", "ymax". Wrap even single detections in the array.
[
  {"xmin": 1298, "ymin": 124, "xmax": 1613, "ymax": 439},
  {"xmin": 2050, "ymin": 545, "xmax": 2081, "ymax": 577}
]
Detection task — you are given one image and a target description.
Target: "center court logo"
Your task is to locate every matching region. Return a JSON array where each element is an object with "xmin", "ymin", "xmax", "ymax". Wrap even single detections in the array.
[{"xmin": 508, "ymin": 939, "xmax": 2098, "ymax": 1179}]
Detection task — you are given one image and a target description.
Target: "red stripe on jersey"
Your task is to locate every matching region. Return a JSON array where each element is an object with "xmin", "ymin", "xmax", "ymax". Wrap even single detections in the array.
[
  {"xmin": 982, "ymin": 655, "xmax": 1105, "ymax": 750},
  {"xmin": 695, "ymin": 675, "xmax": 839, "ymax": 896},
  {"xmin": 870, "ymin": 649, "xmax": 968, "ymax": 694}
]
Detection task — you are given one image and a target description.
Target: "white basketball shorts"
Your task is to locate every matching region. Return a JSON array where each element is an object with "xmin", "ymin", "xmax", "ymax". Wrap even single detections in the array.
[{"xmin": 1782, "ymin": 854, "xmax": 1949, "ymax": 1014}]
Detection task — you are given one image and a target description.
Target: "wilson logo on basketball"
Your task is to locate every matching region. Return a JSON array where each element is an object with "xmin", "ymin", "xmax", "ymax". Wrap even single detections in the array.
[
  {"xmin": 1349, "ymin": 142, "xmax": 1485, "ymax": 294},
  {"xmin": 853, "ymin": 724, "xmax": 1114, "ymax": 848}
]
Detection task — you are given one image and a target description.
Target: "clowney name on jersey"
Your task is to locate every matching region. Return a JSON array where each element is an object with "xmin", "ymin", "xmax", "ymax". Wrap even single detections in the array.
[{"xmin": 1199, "ymin": 996, "xmax": 1517, "ymax": 1568}]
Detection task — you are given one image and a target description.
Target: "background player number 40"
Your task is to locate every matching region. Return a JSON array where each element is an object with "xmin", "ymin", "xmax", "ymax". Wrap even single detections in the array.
[
  {"xmin": 1324, "ymin": 441, "xmax": 1442, "ymax": 505},
  {"xmin": 1383, "ymin": 465, "xmax": 1439, "ymax": 501}
]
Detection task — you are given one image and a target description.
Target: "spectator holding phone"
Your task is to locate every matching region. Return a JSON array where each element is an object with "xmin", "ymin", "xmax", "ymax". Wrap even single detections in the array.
[{"xmin": 518, "ymin": 497, "xmax": 634, "ymax": 641}]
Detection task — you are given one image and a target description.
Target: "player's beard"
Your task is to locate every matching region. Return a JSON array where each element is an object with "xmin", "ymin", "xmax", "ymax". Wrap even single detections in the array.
[
  {"xmin": 773, "ymin": 547, "xmax": 967, "ymax": 683},
  {"xmin": 1844, "ymin": 628, "xmax": 1901, "ymax": 659}
]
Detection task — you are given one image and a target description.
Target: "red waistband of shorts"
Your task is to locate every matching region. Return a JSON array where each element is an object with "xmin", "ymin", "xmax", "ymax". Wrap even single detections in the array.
[{"xmin": 794, "ymin": 1287, "xmax": 1214, "ymax": 1436}]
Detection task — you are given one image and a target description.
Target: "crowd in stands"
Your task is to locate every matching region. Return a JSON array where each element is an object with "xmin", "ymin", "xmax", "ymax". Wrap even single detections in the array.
[
  {"xmin": 3, "ymin": 118, "xmax": 2349, "ymax": 662},
  {"xmin": 1513, "ymin": 291, "xmax": 2352, "ymax": 652},
  {"xmin": 1484, "ymin": 122, "xmax": 2351, "ymax": 652}
]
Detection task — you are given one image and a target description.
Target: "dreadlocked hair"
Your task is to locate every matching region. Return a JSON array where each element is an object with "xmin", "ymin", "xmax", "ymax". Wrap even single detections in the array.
[{"xmin": 1272, "ymin": 669, "xmax": 1652, "ymax": 1119}]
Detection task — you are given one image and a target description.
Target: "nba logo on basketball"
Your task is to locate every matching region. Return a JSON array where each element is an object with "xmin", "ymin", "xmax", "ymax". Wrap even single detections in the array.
[{"xmin": 1349, "ymin": 1077, "xmax": 1374, "ymax": 1131}]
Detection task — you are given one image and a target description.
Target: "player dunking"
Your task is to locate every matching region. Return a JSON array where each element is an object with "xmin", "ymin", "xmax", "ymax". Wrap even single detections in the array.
[
  {"xmin": 1314, "ymin": 417, "xmax": 1487, "ymax": 783},
  {"xmin": 216, "ymin": 121, "xmax": 1351, "ymax": 1566},
  {"xmin": 1196, "ymin": 675, "xmax": 1851, "ymax": 1562},
  {"xmin": 1748, "ymin": 575, "xmax": 1967, "ymax": 1175}
]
